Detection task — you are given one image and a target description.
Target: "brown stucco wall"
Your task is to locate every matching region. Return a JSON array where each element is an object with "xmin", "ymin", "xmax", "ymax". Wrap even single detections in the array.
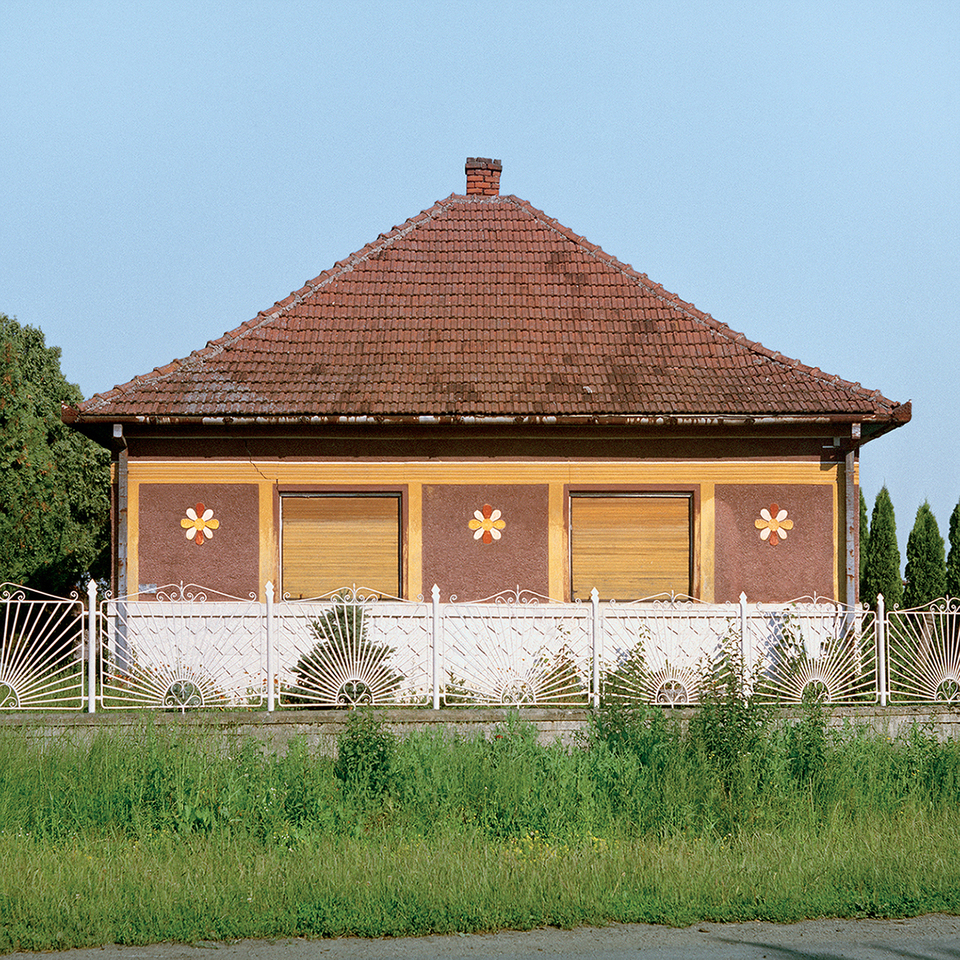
[
  {"xmin": 421, "ymin": 484, "xmax": 550, "ymax": 601},
  {"xmin": 137, "ymin": 483, "xmax": 260, "ymax": 598},
  {"xmin": 714, "ymin": 483, "xmax": 835, "ymax": 602}
]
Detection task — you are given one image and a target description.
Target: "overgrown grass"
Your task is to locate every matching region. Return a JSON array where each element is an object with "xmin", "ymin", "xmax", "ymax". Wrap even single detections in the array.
[{"xmin": 1, "ymin": 702, "xmax": 960, "ymax": 951}]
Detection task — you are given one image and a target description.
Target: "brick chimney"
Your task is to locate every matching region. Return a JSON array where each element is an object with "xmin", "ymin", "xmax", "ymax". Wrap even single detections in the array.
[{"xmin": 465, "ymin": 157, "xmax": 502, "ymax": 195}]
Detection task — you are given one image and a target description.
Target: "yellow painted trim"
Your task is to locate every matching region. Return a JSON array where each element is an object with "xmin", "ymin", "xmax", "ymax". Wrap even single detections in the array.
[
  {"xmin": 548, "ymin": 483, "xmax": 565, "ymax": 600},
  {"xmin": 407, "ymin": 482, "xmax": 423, "ymax": 601},
  {"xmin": 124, "ymin": 460, "xmax": 842, "ymax": 601},
  {"xmin": 258, "ymin": 483, "xmax": 276, "ymax": 600},
  {"xmin": 127, "ymin": 482, "xmax": 139, "ymax": 595},
  {"xmin": 700, "ymin": 483, "xmax": 715, "ymax": 602},
  {"xmin": 128, "ymin": 460, "xmax": 838, "ymax": 486}
]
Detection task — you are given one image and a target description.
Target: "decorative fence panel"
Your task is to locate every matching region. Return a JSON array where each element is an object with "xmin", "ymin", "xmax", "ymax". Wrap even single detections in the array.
[
  {"xmin": 885, "ymin": 598, "xmax": 960, "ymax": 704},
  {"xmin": 3, "ymin": 579, "xmax": 960, "ymax": 712},
  {"xmin": 274, "ymin": 589, "xmax": 432, "ymax": 708},
  {"xmin": 0, "ymin": 584, "xmax": 86, "ymax": 709},
  {"xmin": 750, "ymin": 600, "xmax": 878, "ymax": 704},
  {"xmin": 440, "ymin": 591, "xmax": 594, "ymax": 707},
  {"xmin": 100, "ymin": 585, "xmax": 265, "ymax": 710},
  {"xmin": 601, "ymin": 596, "xmax": 736, "ymax": 705}
]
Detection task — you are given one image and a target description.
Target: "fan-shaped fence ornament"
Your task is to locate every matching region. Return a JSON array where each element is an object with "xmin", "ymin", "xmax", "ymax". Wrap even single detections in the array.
[
  {"xmin": 277, "ymin": 585, "xmax": 427, "ymax": 708},
  {"xmin": 0, "ymin": 582, "xmax": 85, "ymax": 710},
  {"xmin": 886, "ymin": 597, "xmax": 960, "ymax": 703}
]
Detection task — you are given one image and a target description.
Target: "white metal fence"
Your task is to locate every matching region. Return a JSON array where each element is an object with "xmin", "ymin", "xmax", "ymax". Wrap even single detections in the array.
[
  {"xmin": 0, "ymin": 582, "xmax": 955, "ymax": 711},
  {"xmin": 0, "ymin": 583, "xmax": 87, "ymax": 709}
]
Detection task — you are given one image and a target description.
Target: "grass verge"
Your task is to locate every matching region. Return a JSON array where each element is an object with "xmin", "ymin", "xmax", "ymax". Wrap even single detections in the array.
[
  {"xmin": 2, "ymin": 809, "xmax": 959, "ymax": 951},
  {"xmin": 1, "ymin": 703, "xmax": 959, "ymax": 950}
]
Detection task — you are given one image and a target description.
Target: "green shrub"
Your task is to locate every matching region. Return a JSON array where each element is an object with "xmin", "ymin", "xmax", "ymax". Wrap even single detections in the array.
[{"xmin": 334, "ymin": 712, "xmax": 398, "ymax": 801}]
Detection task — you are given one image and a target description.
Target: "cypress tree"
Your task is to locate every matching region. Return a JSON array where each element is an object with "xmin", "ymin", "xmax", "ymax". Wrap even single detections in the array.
[
  {"xmin": 861, "ymin": 486, "xmax": 902, "ymax": 609},
  {"xmin": 859, "ymin": 489, "xmax": 870, "ymax": 602},
  {"xmin": 903, "ymin": 501, "xmax": 946, "ymax": 609},
  {"xmin": 946, "ymin": 499, "xmax": 960, "ymax": 598}
]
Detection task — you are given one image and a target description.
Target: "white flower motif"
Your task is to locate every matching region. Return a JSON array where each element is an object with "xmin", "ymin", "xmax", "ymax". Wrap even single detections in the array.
[
  {"xmin": 468, "ymin": 504, "xmax": 506, "ymax": 544},
  {"xmin": 755, "ymin": 503, "xmax": 793, "ymax": 545},
  {"xmin": 181, "ymin": 503, "xmax": 220, "ymax": 545}
]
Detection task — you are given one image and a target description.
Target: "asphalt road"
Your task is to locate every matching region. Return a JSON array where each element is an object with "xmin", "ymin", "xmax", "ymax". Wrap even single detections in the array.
[{"xmin": 7, "ymin": 916, "xmax": 960, "ymax": 960}]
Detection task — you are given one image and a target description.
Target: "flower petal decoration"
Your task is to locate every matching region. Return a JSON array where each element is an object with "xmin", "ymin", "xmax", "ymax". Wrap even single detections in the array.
[
  {"xmin": 467, "ymin": 503, "xmax": 507, "ymax": 544},
  {"xmin": 180, "ymin": 502, "xmax": 220, "ymax": 545},
  {"xmin": 754, "ymin": 502, "xmax": 794, "ymax": 545}
]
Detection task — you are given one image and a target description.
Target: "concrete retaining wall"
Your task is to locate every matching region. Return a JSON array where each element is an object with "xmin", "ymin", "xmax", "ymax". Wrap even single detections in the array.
[{"xmin": 1, "ymin": 705, "xmax": 959, "ymax": 755}]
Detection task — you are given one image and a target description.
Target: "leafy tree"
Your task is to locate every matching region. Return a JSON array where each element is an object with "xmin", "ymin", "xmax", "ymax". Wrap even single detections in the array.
[
  {"xmin": 859, "ymin": 489, "xmax": 870, "ymax": 602},
  {"xmin": 0, "ymin": 314, "xmax": 109, "ymax": 595},
  {"xmin": 947, "ymin": 499, "xmax": 960, "ymax": 599},
  {"xmin": 861, "ymin": 486, "xmax": 902, "ymax": 609},
  {"xmin": 903, "ymin": 501, "xmax": 946, "ymax": 608}
]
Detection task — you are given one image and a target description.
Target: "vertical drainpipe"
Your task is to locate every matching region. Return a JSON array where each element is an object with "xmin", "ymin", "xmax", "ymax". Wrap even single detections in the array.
[
  {"xmin": 114, "ymin": 424, "xmax": 128, "ymax": 599},
  {"xmin": 844, "ymin": 424, "xmax": 861, "ymax": 606}
]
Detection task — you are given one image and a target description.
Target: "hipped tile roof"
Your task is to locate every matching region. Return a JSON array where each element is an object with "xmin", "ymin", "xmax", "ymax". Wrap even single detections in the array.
[{"xmin": 72, "ymin": 179, "xmax": 909, "ymax": 432}]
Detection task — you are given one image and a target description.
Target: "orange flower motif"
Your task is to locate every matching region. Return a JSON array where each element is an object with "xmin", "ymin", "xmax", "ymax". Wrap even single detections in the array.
[
  {"xmin": 181, "ymin": 503, "xmax": 220, "ymax": 545},
  {"xmin": 755, "ymin": 503, "xmax": 794, "ymax": 545},
  {"xmin": 468, "ymin": 503, "xmax": 506, "ymax": 544}
]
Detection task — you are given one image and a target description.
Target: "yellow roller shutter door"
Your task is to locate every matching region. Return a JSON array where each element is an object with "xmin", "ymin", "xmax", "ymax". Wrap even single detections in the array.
[
  {"xmin": 571, "ymin": 496, "xmax": 691, "ymax": 601},
  {"xmin": 282, "ymin": 496, "xmax": 400, "ymax": 599}
]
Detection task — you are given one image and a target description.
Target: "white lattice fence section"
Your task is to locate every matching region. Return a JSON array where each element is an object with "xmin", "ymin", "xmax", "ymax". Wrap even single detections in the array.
[
  {"xmin": 39, "ymin": 579, "xmax": 958, "ymax": 713},
  {"xmin": 601, "ymin": 597, "xmax": 736, "ymax": 705},
  {"xmin": 886, "ymin": 599, "xmax": 960, "ymax": 704},
  {"xmin": 275, "ymin": 590, "xmax": 431, "ymax": 707},
  {"xmin": 750, "ymin": 601, "xmax": 878, "ymax": 704},
  {"xmin": 440, "ymin": 593, "xmax": 593, "ymax": 706},
  {"xmin": 100, "ymin": 586, "xmax": 265, "ymax": 710},
  {"xmin": 0, "ymin": 584, "xmax": 85, "ymax": 709}
]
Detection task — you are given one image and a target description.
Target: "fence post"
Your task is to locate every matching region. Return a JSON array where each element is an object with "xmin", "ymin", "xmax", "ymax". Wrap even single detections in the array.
[
  {"xmin": 591, "ymin": 588, "xmax": 600, "ymax": 709},
  {"xmin": 265, "ymin": 581, "xmax": 275, "ymax": 712},
  {"xmin": 739, "ymin": 592, "xmax": 749, "ymax": 670},
  {"xmin": 432, "ymin": 584, "xmax": 441, "ymax": 709},
  {"xmin": 876, "ymin": 592, "xmax": 887, "ymax": 706},
  {"xmin": 87, "ymin": 579, "xmax": 97, "ymax": 713}
]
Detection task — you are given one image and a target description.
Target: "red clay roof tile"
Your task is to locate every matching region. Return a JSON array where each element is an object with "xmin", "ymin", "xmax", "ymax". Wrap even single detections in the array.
[{"xmin": 74, "ymin": 186, "xmax": 908, "ymax": 430}]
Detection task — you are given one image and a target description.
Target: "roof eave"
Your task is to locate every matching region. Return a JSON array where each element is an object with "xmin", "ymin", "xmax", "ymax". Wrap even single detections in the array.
[{"xmin": 65, "ymin": 404, "xmax": 911, "ymax": 446}]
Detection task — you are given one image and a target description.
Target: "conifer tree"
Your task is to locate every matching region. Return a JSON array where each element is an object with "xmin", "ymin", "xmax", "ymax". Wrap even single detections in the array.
[
  {"xmin": 861, "ymin": 486, "xmax": 902, "ymax": 609},
  {"xmin": 859, "ymin": 489, "xmax": 870, "ymax": 602},
  {"xmin": 903, "ymin": 502, "xmax": 946, "ymax": 609},
  {"xmin": 946, "ymin": 499, "xmax": 960, "ymax": 598}
]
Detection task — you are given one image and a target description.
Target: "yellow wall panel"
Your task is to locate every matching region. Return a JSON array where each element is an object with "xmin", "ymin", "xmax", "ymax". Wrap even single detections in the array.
[{"xmin": 126, "ymin": 460, "xmax": 839, "ymax": 602}]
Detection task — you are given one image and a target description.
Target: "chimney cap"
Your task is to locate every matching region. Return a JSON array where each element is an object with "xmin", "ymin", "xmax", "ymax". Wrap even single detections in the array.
[{"xmin": 465, "ymin": 157, "xmax": 502, "ymax": 170}]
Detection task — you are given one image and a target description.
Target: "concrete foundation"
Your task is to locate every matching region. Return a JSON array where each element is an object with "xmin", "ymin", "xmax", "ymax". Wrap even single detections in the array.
[{"xmin": 1, "ymin": 704, "xmax": 958, "ymax": 755}]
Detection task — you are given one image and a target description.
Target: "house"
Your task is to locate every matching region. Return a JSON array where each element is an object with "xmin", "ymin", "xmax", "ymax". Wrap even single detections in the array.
[{"xmin": 65, "ymin": 158, "xmax": 910, "ymax": 607}]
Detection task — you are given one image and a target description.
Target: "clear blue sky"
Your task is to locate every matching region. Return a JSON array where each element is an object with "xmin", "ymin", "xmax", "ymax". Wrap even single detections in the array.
[{"xmin": 3, "ymin": 0, "xmax": 958, "ymax": 558}]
